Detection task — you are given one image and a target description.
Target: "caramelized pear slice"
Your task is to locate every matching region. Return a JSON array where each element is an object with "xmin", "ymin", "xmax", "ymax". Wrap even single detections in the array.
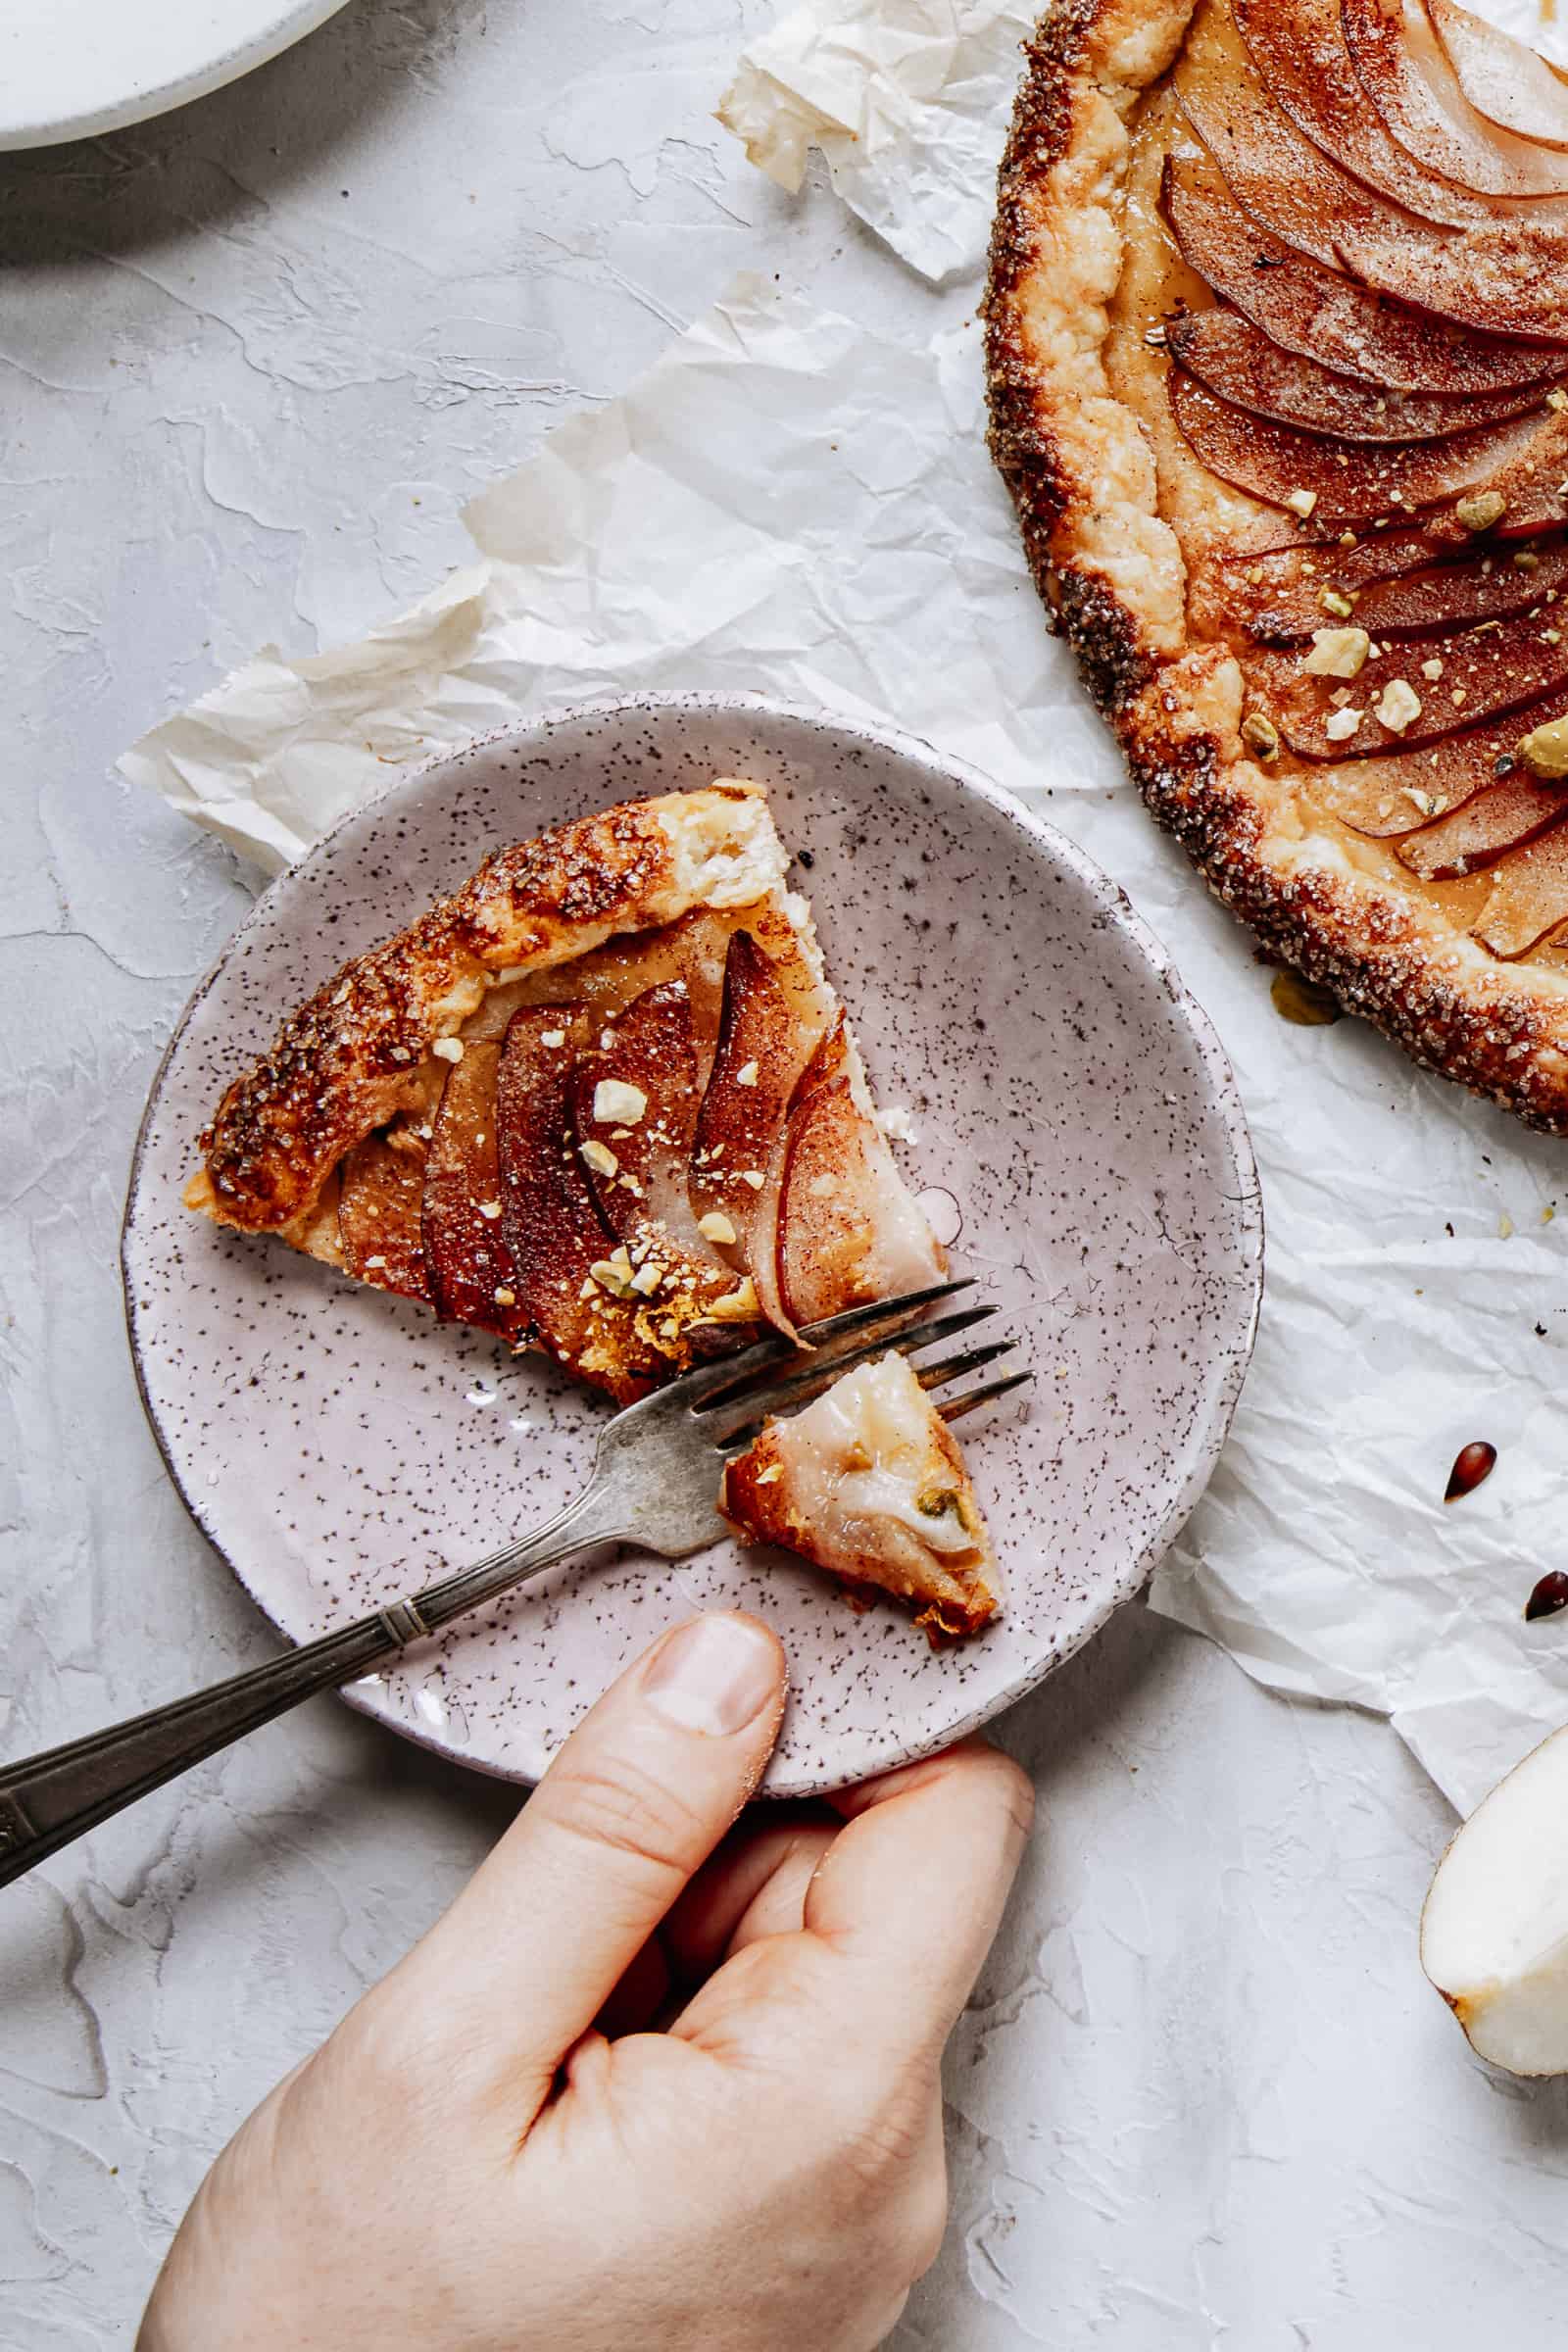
[
  {"xmin": 690, "ymin": 930, "xmax": 822, "ymax": 1271},
  {"xmin": 1396, "ymin": 777, "xmax": 1568, "ymax": 879},
  {"xmin": 776, "ymin": 1021, "xmax": 946, "ymax": 1328},
  {"xmin": 421, "ymin": 1039, "xmax": 527, "ymax": 1337},
  {"xmin": 338, "ymin": 1065, "xmax": 446, "ymax": 1301},
  {"xmin": 1258, "ymin": 605, "xmax": 1568, "ymax": 759},
  {"xmin": 1215, "ymin": 532, "xmax": 1568, "ymax": 643},
  {"xmin": 722, "ymin": 1351, "xmax": 1001, "ymax": 1645},
  {"xmin": 1163, "ymin": 152, "xmax": 1558, "ymax": 395},
  {"xmin": 1168, "ymin": 311, "xmax": 1544, "ymax": 445},
  {"xmin": 1181, "ymin": 3, "xmax": 1568, "ymax": 345},
  {"xmin": 496, "ymin": 1005, "xmax": 662, "ymax": 1403},
  {"xmin": 1476, "ymin": 824, "xmax": 1568, "ymax": 955},
  {"xmin": 1235, "ymin": 0, "xmax": 1508, "ymax": 227},
  {"xmin": 1168, "ymin": 369, "xmax": 1544, "ymax": 525},
  {"xmin": 1426, "ymin": 0, "xmax": 1568, "ymax": 153},
  {"xmin": 1344, "ymin": 0, "xmax": 1568, "ymax": 199}
]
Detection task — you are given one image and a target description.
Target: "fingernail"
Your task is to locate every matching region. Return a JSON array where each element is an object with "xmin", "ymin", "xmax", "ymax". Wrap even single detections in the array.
[{"xmin": 642, "ymin": 1613, "xmax": 781, "ymax": 1738}]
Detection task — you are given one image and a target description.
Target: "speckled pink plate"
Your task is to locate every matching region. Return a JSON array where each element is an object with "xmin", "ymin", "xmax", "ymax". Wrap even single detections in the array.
[{"xmin": 122, "ymin": 695, "xmax": 1262, "ymax": 1796}]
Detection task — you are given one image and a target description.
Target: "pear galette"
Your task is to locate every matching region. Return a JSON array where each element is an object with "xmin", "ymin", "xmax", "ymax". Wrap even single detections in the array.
[
  {"xmin": 988, "ymin": 0, "xmax": 1568, "ymax": 1129},
  {"xmin": 185, "ymin": 783, "xmax": 996, "ymax": 1638}
]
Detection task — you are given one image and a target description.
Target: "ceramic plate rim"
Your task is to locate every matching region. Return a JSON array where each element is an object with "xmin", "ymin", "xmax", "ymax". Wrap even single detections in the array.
[
  {"xmin": 122, "ymin": 691, "xmax": 1263, "ymax": 1791},
  {"xmin": 0, "ymin": 0, "xmax": 352, "ymax": 152}
]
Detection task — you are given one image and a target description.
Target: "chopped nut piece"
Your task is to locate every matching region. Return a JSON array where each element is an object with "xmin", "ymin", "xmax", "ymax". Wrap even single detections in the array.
[
  {"xmin": 494, "ymin": 1286, "xmax": 515, "ymax": 1307},
  {"xmin": 592, "ymin": 1078, "xmax": 648, "ymax": 1126},
  {"xmin": 698, "ymin": 1278, "xmax": 760, "ymax": 1325},
  {"xmin": 735, "ymin": 1060, "xmax": 760, "ymax": 1088},
  {"xmin": 1453, "ymin": 490, "xmax": 1507, "ymax": 533},
  {"xmin": 740, "ymin": 1169, "xmax": 765, "ymax": 1189},
  {"xmin": 753, "ymin": 1463, "xmax": 784, "ymax": 1487},
  {"xmin": 1514, "ymin": 550, "xmax": 1542, "ymax": 571},
  {"xmin": 1304, "ymin": 626, "xmax": 1370, "ymax": 679},
  {"xmin": 1420, "ymin": 658, "xmax": 1444, "ymax": 681},
  {"xmin": 1285, "ymin": 487, "xmax": 1318, "ymax": 518},
  {"xmin": 540, "ymin": 1029, "xmax": 566, "ymax": 1050},
  {"xmin": 580, "ymin": 1138, "xmax": 619, "ymax": 1177},
  {"xmin": 629, "ymin": 1261, "xmax": 663, "ymax": 1296},
  {"xmin": 698, "ymin": 1209, "xmax": 738, "ymax": 1246},
  {"xmin": 1144, "ymin": 323, "xmax": 1167, "ymax": 348},
  {"xmin": 1374, "ymin": 678, "xmax": 1422, "ymax": 735},
  {"xmin": 1318, "ymin": 587, "xmax": 1354, "ymax": 618},
  {"xmin": 431, "ymin": 1037, "xmax": 465, "ymax": 1064},
  {"xmin": 1241, "ymin": 710, "xmax": 1280, "ymax": 760},
  {"xmin": 589, "ymin": 1256, "xmax": 634, "ymax": 1298},
  {"xmin": 364, "ymin": 1253, "xmax": 387, "ymax": 1271},
  {"xmin": 1517, "ymin": 714, "xmax": 1568, "ymax": 779},
  {"xmin": 1323, "ymin": 707, "xmax": 1363, "ymax": 743},
  {"xmin": 478, "ymin": 1199, "xmax": 502, "ymax": 1221},
  {"xmin": 1549, "ymin": 389, "xmax": 1568, "ymax": 413}
]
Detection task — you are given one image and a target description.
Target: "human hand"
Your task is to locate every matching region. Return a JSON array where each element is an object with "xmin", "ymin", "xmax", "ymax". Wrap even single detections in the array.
[{"xmin": 139, "ymin": 1611, "xmax": 1032, "ymax": 2352}]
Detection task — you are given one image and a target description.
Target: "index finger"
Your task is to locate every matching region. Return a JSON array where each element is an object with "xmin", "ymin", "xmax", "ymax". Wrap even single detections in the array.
[{"xmin": 804, "ymin": 1740, "xmax": 1034, "ymax": 2061}]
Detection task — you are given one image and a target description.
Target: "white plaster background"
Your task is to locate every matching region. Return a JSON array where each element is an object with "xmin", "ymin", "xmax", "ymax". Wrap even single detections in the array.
[{"xmin": 3, "ymin": 2, "xmax": 1568, "ymax": 2344}]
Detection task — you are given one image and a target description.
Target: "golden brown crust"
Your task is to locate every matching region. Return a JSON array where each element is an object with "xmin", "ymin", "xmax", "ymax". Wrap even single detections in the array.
[
  {"xmin": 985, "ymin": 0, "xmax": 1568, "ymax": 1132},
  {"xmin": 187, "ymin": 786, "xmax": 787, "ymax": 1232}
]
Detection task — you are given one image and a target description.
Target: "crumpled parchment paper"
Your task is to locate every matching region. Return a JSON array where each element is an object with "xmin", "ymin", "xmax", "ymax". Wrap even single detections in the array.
[{"xmin": 125, "ymin": 0, "xmax": 1568, "ymax": 1818}]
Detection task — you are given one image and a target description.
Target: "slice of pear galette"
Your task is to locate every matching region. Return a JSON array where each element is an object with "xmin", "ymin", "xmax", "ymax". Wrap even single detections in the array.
[
  {"xmin": 988, "ymin": 0, "xmax": 1568, "ymax": 1129},
  {"xmin": 185, "ymin": 782, "xmax": 997, "ymax": 1638}
]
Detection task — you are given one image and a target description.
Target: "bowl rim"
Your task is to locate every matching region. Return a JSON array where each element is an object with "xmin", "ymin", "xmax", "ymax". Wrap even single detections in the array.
[{"xmin": 122, "ymin": 689, "xmax": 1264, "ymax": 1789}]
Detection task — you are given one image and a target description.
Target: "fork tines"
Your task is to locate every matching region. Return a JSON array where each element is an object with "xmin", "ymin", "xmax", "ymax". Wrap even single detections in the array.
[{"xmin": 700, "ymin": 1279, "xmax": 1031, "ymax": 1446}]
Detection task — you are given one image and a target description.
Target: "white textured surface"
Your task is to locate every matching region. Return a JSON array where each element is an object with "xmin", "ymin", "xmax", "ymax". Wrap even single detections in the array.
[{"xmin": 5, "ymin": 0, "xmax": 1568, "ymax": 2343}]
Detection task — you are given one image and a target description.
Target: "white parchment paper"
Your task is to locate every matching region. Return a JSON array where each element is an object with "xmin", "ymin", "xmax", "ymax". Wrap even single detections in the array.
[{"xmin": 124, "ymin": 0, "xmax": 1568, "ymax": 1818}]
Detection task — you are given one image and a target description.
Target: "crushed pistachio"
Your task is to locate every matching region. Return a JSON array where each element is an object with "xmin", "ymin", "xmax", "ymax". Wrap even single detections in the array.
[
  {"xmin": 698, "ymin": 1209, "xmax": 738, "ymax": 1246},
  {"xmin": 580, "ymin": 1138, "xmax": 619, "ymax": 1177},
  {"xmin": 1285, "ymin": 487, "xmax": 1318, "ymax": 519},
  {"xmin": 1549, "ymin": 389, "xmax": 1568, "ymax": 413},
  {"xmin": 431, "ymin": 1037, "xmax": 465, "ymax": 1064},
  {"xmin": 1517, "ymin": 713, "xmax": 1568, "ymax": 779},
  {"xmin": 1453, "ymin": 490, "xmax": 1507, "ymax": 533},
  {"xmin": 1241, "ymin": 710, "xmax": 1280, "ymax": 760}
]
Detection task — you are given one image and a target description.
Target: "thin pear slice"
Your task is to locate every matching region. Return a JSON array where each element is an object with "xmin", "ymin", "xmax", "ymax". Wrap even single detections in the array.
[
  {"xmin": 1396, "ymin": 776, "xmax": 1568, "ymax": 878},
  {"xmin": 495, "ymin": 1005, "xmax": 662, "ymax": 1402},
  {"xmin": 1423, "ymin": 1721, "xmax": 1568, "ymax": 2075},
  {"xmin": 1215, "ymin": 531, "xmax": 1568, "ymax": 644},
  {"xmin": 776, "ymin": 1022, "xmax": 946, "ymax": 1328},
  {"xmin": 1236, "ymin": 0, "xmax": 1511, "ymax": 227},
  {"xmin": 1168, "ymin": 370, "xmax": 1545, "ymax": 527},
  {"xmin": 1475, "ymin": 822, "xmax": 1568, "ymax": 955},
  {"xmin": 421, "ymin": 1038, "xmax": 527, "ymax": 1337},
  {"xmin": 338, "ymin": 1065, "xmax": 446, "ymax": 1301},
  {"xmin": 1426, "ymin": 0, "xmax": 1568, "ymax": 153},
  {"xmin": 1344, "ymin": 0, "xmax": 1568, "ymax": 199},
  {"xmin": 691, "ymin": 929, "xmax": 822, "ymax": 1278},
  {"xmin": 568, "ymin": 979, "xmax": 758, "ymax": 1338},
  {"xmin": 1257, "ymin": 605, "xmax": 1568, "ymax": 760},
  {"xmin": 1299, "ymin": 687, "xmax": 1568, "ymax": 834},
  {"xmin": 1168, "ymin": 312, "xmax": 1544, "ymax": 445},
  {"xmin": 1163, "ymin": 153, "xmax": 1556, "ymax": 394}
]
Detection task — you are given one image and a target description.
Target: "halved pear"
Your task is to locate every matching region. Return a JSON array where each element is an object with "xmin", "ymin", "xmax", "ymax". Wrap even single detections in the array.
[{"xmin": 1422, "ymin": 1721, "xmax": 1568, "ymax": 2074}]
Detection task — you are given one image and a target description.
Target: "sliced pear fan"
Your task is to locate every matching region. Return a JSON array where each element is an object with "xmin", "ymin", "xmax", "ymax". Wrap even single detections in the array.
[{"xmin": 1425, "ymin": 0, "xmax": 1568, "ymax": 154}]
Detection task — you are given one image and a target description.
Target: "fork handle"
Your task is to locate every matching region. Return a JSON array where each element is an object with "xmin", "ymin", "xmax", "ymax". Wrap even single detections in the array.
[{"xmin": 0, "ymin": 1488, "xmax": 619, "ymax": 1892}]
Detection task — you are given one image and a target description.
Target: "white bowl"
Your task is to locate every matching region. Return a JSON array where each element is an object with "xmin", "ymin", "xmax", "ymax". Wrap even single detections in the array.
[{"xmin": 122, "ymin": 695, "xmax": 1262, "ymax": 1795}]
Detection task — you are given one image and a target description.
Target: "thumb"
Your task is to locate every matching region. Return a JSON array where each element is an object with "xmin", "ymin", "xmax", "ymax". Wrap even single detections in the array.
[{"xmin": 396, "ymin": 1611, "xmax": 786, "ymax": 2114}]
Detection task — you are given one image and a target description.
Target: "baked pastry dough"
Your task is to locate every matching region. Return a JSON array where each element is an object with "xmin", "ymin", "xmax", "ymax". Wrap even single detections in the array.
[
  {"xmin": 722, "ymin": 1351, "xmax": 1001, "ymax": 1642},
  {"xmin": 185, "ymin": 783, "xmax": 998, "ymax": 1638},
  {"xmin": 987, "ymin": 0, "xmax": 1568, "ymax": 1129}
]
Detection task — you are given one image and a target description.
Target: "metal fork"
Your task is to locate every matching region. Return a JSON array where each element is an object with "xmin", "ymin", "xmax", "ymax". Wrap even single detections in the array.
[{"xmin": 0, "ymin": 1281, "xmax": 1029, "ymax": 1891}]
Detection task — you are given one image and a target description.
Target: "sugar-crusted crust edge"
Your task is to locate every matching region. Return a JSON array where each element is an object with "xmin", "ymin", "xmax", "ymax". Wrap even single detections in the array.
[
  {"xmin": 188, "ymin": 785, "xmax": 791, "ymax": 1234},
  {"xmin": 985, "ymin": 0, "xmax": 1568, "ymax": 1133}
]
